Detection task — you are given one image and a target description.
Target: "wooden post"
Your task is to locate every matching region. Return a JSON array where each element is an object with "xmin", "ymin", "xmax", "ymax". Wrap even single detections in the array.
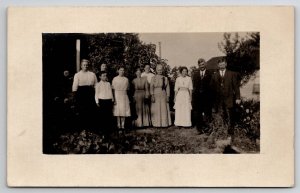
[{"xmin": 76, "ymin": 39, "xmax": 80, "ymax": 72}]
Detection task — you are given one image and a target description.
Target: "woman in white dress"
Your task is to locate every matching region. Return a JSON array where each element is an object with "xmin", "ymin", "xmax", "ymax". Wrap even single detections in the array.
[
  {"xmin": 174, "ymin": 66, "xmax": 193, "ymax": 127},
  {"xmin": 112, "ymin": 66, "xmax": 131, "ymax": 129}
]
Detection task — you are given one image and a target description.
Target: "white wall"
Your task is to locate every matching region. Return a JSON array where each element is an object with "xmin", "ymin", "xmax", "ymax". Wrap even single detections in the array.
[{"xmin": 240, "ymin": 70, "xmax": 260, "ymax": 101}]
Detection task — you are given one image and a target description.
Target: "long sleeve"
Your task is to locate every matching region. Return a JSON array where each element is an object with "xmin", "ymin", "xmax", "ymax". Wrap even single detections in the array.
[
  {"xmin": 174, "ymin": 77, "xmax": 179, "ymax": 91},
  {"xmin": 145, "ymin": 79, "xmax": 150, "ymax": 97},
  {"xmin": 92, "ymin": 73, "xmax": 97, "ymax": 86},
  {"xmin": 150, "ymin": 76, "xmax": 155, "ymax": 95},
  {"xmin": 108, "ymin": 83, "xmax": 113, "ymax": 99},
  {"xmin": 126, "ymin": 78, "xmax": 129, "ymax": 90},
  {"xmin": 233, "ymin": 72, "xmax": 241, "ymax": 99},
  {"xmin": 72, "ymin": 73, "xmax": 79, "ymax": 92},
  {"xmin": 111, "ymin": 77, "xmax": 116, "ymax": 90},
  {"xmin": 95, "ymin": 84, "xmax": 99, "ymax": 103},
  {"xmin": 166, "ymin": 77, "xmax": 170, "ymax": 97},
  {"xmin": 188, "ymin": 77, "xmax": 193, "ymax": 90},
  {"xmin": 209, "ymin": 73, "xmax": 216, "ymax": 91}
]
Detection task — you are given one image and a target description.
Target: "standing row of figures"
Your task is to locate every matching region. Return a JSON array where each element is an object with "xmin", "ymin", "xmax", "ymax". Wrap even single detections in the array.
[{"xmin": 71, "ymin": 58, "xmax": 241, "ymax": 138}]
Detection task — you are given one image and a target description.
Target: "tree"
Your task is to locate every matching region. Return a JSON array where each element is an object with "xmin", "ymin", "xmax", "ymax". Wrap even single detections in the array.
[
  {"xmin": 86, "ymin": 33, "xmax": 169, "ymax": 80},
  {"xmin": 218, "ymin": 32, "xmax": 260, "ymax": 85}
]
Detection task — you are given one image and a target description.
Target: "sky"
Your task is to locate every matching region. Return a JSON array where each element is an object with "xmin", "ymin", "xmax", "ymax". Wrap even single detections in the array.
[{"xmin": 139, "ymin": 32, "xmax": 247, "ymax": 68}]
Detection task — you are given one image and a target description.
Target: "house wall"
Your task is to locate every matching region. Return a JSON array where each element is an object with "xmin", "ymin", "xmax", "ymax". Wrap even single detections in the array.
[{"xmin": 240, "ymin": 70, "xmax": 260, "ymax": 101}]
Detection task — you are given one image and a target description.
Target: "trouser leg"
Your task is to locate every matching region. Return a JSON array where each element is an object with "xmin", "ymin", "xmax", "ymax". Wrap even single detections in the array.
[
  {"xmin": 228, "ymin": 108, "xmax": 235, "ymax": 136},
  {"xmin": 221, "ymin": 104, "xmax": 235, "ymax": 136},
  {"xmin": 195, "ymin": 109, "xmax": 205, "ymax": 132}
]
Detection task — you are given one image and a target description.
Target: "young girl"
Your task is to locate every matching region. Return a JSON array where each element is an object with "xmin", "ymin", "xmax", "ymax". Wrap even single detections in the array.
[
  {"xmin": 95, "ymin": 71, "xmax": 114, "ymax": 133},
  {"xmin": 112, "ymin": 66, "xmax": 131, "ymax": 129}
]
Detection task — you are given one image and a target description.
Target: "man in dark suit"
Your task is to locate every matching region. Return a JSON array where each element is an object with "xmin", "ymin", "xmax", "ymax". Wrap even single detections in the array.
[
  {"xmin": 210, "ymin": 59, "xmax": 241, "ymax": 136},
  {"xmin": 192, "ymin": 58, "xmax": 213, "ymax": 133}
]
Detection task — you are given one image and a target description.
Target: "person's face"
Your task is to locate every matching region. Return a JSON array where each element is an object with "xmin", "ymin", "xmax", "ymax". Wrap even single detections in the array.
[
  {"xmin": 144, "ymin": 65, "xmax": 150, "ymax": 73},
  {"xmin": 100, "ymin": 64, "xmax": 107, "ymax": 71},
  {"xmin": 100, "ymin": 73, "xmax": 107, "ymax": 81},
  {"xmin": 156, "ymin": 66, "xmax": 163, "ymax": 75},
  {"xmin": 188, "ymin": 69, "xmax": 192, "ymax": 76},
  {"xmin": 81, "ymin": 61, "xmax": 88, "ymax": 71},
  {"xmin": 118, "ymin": 68, "xmax": 125, "ymax": 76},
  {"xmin": 218, "ymin": 61, "xmax": 227, "ymax": 70},
  {"xmin": 136, "ymin": 69, "xmax": 141, "ymax": 77},
  {"xmin": 198, "ymin": 62, "xmax": 206, "ymax": 71},
  {"xmin": 181, "ymin": 69, "xmax": 188, "ymax": 77}
]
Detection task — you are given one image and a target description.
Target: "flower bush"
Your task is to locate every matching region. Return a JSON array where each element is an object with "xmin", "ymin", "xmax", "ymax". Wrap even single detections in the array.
[{"xmin": 235, "ymin": 99, "xmax": 260, "ymax": 141}]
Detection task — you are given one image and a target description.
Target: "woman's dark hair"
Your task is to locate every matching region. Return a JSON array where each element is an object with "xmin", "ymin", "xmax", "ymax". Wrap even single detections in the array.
[
  {"xmin": 135, "ymin": 67, "xmax": 142, "ymax": 73},
  {"xmin": 117, "ymin": 65, "xmax": 125, "ymax": 70},
  {"xmin": 179, "ymin": 66, "xmax": 188, "ymax": 73},
  {"xmin": 99, "ymin": 71, "xmax": 107, "ymax": 77}
]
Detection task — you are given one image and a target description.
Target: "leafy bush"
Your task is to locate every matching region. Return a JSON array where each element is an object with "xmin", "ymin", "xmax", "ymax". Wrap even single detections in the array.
[{"xmin": 235, "ymin": 100, "xmax": 260, "ymax": 141}]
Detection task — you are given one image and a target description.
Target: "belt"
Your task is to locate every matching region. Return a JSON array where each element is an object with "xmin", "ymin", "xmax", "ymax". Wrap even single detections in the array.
[{"xmin": 179, "ymin": 87, "xmax": 189, "ymax": 91}]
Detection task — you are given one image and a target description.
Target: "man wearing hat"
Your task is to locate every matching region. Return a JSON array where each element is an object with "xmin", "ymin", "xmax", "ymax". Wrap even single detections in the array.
[{"xmin": 192, "ymin": 58, "xmax": 213, "ymax": 134}]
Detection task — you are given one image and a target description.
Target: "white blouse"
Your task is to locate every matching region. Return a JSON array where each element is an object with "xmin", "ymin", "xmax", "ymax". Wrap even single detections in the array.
[
  {"xmin": 72, "ymin": 70, "xmax": 97, "ymax": 92},
  {"xmin": 95, "ymin": 81, "xmax": 113, "ymax": 102},
  {"xmin": 174, "ymin": 76, "xmax": 193, "ymax": 91},
  {"xmin": 141, "ymin": 72, "xmax": 155, "ymax": 84},
  {"xmin": 112, "ymin": 76, "xmax": 129, "ymax": 91}
]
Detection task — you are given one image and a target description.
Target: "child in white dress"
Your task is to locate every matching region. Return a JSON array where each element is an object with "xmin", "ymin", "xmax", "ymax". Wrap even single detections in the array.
[{"xmin": 112, "ymin": 66, "xmax": 131, "ymax": 129}]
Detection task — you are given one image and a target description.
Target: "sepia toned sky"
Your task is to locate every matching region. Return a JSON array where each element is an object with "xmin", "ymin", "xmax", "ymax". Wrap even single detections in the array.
[{"xmin": 139, "ymin": 32, "xmax": 248, "ymax": 68}]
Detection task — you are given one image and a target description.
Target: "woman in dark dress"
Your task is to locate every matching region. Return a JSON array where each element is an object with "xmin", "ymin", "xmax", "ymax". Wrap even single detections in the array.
[{"xmin": 72, "ymin": 59, "xmax": 98, "ymax": 130}]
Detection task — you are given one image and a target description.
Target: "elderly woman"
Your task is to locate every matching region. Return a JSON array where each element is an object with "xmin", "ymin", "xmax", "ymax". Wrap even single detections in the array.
[
  {"xmin": 174, "ymin": 66, "xmax": 193, "ymax": 127},
  {"xmin": 132, "ymin": 68, "xmax": 151, "ymax": 128},
  {"xmin": 72, "ymin": 59, "xmax": 98, "ymax": 130},
  {"xmin": 150, "ymin": 64, "xmax": 172, "ymax": 127}
]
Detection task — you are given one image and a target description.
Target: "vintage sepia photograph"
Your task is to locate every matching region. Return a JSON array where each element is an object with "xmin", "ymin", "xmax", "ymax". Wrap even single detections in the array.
[
  {"xmin": 43, "ymin": 32, "xmax": 260, "ymax": 154},
  {"xmin": 8, "ymin": 6, "xmax": 294, "ymax": 187}
]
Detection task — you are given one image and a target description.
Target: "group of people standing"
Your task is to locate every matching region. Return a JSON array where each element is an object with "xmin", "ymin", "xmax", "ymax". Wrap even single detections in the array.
[{"xmin": 71, "ymin": 57, "xmax": 241, "ymax": 137}]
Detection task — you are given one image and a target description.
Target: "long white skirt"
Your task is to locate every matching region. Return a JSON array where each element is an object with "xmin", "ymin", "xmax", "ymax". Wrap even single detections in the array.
[{"xmin": 174, "ymin": 90, "xmax": 192, "ymax": 127}]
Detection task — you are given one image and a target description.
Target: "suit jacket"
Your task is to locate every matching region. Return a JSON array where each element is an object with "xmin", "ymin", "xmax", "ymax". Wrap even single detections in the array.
[
  {"xmin": 211, "ymin": 69, "xmax": 240, "ymax": 108},
  {"xmin": 192, "ymin": 69, "xmax": 213, "ymax": 110}
]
